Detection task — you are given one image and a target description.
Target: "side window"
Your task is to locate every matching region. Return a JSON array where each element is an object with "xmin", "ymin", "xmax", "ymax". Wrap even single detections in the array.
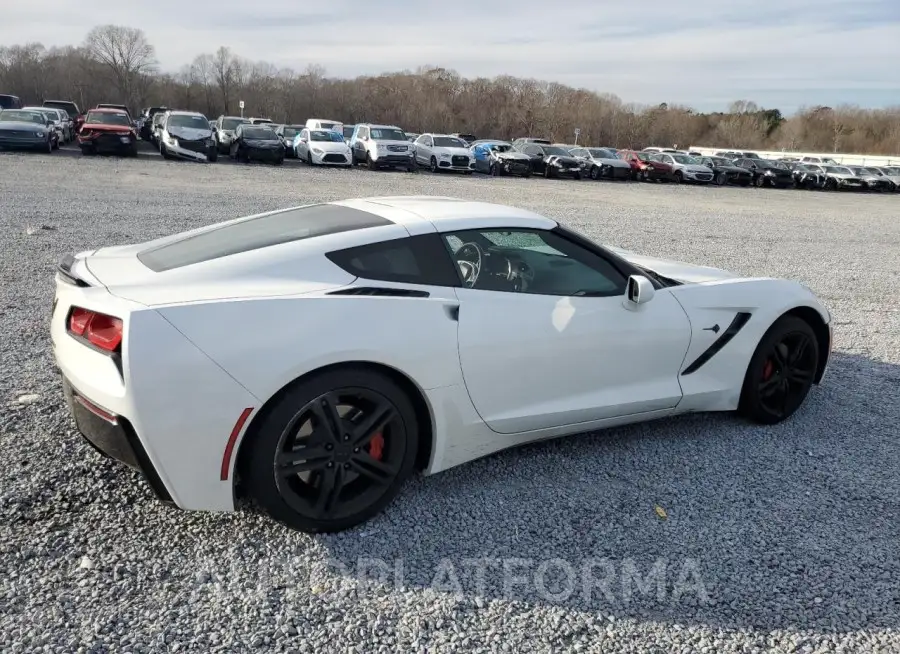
[
  {"xmin": 424, "ymin": 136, "xmax": 433, "ymax": 147},
  {"xmin": 300, "ymin": 129, "xmax": 308, "ymax": 139},
  {"xmin": 442, "ymin": 229, "xmax": 626, "ymax": 297},
  {"xmin": 571, "ymin": 149, "xmax": 586, "ymax": 158},
  {"xmin": 326, "ymin": 234, "xmax": 460, "ymax": 287}
]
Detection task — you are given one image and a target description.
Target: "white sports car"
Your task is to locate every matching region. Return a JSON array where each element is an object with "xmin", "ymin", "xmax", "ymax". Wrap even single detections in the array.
[{"xmin": 52, "ymin": 197, "xmax": 832, "ymax": 533}]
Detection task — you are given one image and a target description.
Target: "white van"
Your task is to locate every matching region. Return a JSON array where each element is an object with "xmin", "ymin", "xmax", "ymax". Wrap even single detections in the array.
[{"xmin": 305, "ymin": 118, "xmax": 343, "ymax": 133}]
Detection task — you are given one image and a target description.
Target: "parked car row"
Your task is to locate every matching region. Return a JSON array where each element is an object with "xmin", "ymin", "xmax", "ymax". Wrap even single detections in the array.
[{"xmin": 3, "ymin": 100, "xmax": 899, "ymax": 193}]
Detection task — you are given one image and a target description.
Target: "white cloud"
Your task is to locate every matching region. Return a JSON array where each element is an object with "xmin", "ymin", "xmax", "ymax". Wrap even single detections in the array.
[{"xmin": 2, "ymin": 0, "xmax": 898, "ymax": 111}]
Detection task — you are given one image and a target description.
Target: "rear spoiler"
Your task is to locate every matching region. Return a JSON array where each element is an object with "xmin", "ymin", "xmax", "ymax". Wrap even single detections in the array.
[{"xmin": 57, "ymin": 253, "xmax": 90, "ymax": 287}]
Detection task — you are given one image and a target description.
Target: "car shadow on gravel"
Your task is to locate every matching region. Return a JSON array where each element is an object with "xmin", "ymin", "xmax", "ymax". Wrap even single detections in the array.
[{"xmin": 310, "ymin": 351, "xmax": 900, "ymax": 633}]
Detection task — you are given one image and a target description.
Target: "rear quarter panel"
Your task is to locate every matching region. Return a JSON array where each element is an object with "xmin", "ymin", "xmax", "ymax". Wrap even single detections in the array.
[
  {"xmin": 669, "ymin": 278, "xmax": 830, "ymax": 412},
  {"xmin": 155, "ymin": 291, "xmax": 464, "ymax": 401}
]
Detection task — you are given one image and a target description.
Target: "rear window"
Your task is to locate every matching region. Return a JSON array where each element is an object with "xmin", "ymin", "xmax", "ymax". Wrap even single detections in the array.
[{"xmin": 137, "ymin": 205, "xmax": 392, "ymax": 272}]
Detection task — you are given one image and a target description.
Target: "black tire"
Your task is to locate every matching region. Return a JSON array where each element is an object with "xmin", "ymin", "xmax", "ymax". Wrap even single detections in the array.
[
  {"xmin": 207, "ymin": 147, "xmax": 218, "ymax": 163},
  {"xmin": 307, "ymin": 151, "xmax": 313, "ymax": 165},
  {"xmin": 47, "ymin": 138, "xmax": 53, "ymax": 154},
  {"xmin": 367, "ymin": 153, "xmax": 378, "ymax": 171},
  {"xmin": 241, "ymin": 367, "xmax": 419, "ymax": 533},
  {"xmin": 715, "ymin": 172, "xmax": 727, "ymax": 186},
  {"xmin": 273, "ymin": 156, "xmax": 284, "ymax": 166},
  {"xmin": 590, "ymin": 166, "xmax": 601, "ymax": 180},
  {"xmin": 544, "ymin": 166, "xmax": 554, "ymax": 179},
  {"xmin": 640, "ymin": 169, "xmax": 649, "ymax": 182},
  {"xmin": 160, "ymin": 142, "xmax": 171, "ymax": 160},
  {"xmin": 490, "ymin": 163, "xmax": 498, "ymax": 177},
  {"xmin": 430, "ymin": 156, "xmax": 438, "ymax": 173},
  {"xmin": 522, "ymin": 170, "xmax": 531, "ymax": 179},
  {"xmin": 573, "ymin": 172, "xmax": 582, "ymax": 180},
  {"xmin": 740, "ymin": 179, "xmax": 751, "ymax": 187},
  {"xmin": 755, "ymin": 175, "xmax": 767, "ymax": 188},
  {"xmin": 129, "ymin": 142, "xmax": 139, "ymax": 158},
  {"xmin": 673, "ymin": 171, "xmax": 683, "ymax": 184},
  {"xmin": 80, "ymin": 145, "xmax": 94, "ymax": 156},
  {"xmin": 408, "ymin": 162, "xmax": 417, "ymax": 173},
  {"xmin": 738, "ymin": 315, "xmax": 819, "ymax": 425}
]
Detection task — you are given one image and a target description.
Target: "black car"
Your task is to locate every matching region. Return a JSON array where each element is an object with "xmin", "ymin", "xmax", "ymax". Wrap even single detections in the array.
[
  {"xmin": 139, "ymin": 106, "xmax": 168, "ymax": 141},
  {"xmin": 276, "ymin": 124, "xmax": 304, "ymax": 157},
  {"xmin": 734, "ymin": 158, "xmax": 794, "ymax": 188},
  {"xmin": 230, "ymin": 124, "xmax": 284, "ymax": 164},
  {"xmin": 513, "ymin": 143, "xmax": 583, "ymax": 178},
  {"xmin": 791, "ymin": 164, "xmax": 826, "ymax": 190},
  {"xmin": 698, "ymin": 156, "xmax": 753, "ymax": 186}
]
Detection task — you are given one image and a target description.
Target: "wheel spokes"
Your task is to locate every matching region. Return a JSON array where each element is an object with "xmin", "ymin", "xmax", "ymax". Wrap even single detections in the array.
[
  {"xmin": 352, "ymin": 402, "xmax": 395, "ymax": 448},
  {"xmin": 758, "ymin": 376, "xmax": 781, "ymax": 397},
  {"xmin": 350, "ymin": 453, "xmax": 397, "ymax": 485},
  {"xmin": 276, "ymin": 443, "xmax": 331, "ymax": 477},
  {"xmin": 310, "ymin": 393, "xmax": 344, "ymax": 443},
  {"xmin": 312, "ymin": 466, "xmax": 345, "ymax": 518},
  {"xmin": 788, "ymin": 335, "xmax": 809, "ymax": 366}
]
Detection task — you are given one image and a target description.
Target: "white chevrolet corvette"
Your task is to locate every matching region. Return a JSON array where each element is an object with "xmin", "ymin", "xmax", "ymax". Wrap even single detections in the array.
[{"xmin": 52, "ymin": 197, "xmax": 832, "ymax": 533}]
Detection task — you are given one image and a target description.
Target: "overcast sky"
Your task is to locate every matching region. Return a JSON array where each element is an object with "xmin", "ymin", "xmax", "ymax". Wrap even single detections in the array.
[{"xmin": 3, "ymin": 0, "xmax": 898, "ymax": 113}]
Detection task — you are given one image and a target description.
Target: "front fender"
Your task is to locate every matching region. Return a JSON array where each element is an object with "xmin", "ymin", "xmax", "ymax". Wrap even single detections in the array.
[{"xmin": 668, "ymin": 278, "xmax": 830, "ymax": 411}]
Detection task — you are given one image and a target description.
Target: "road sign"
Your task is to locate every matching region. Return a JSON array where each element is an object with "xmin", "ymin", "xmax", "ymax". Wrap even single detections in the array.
[
  {"xmin": 239, "ymin": 100, "xmax": 245, "ymax": 109},
  {"xmin": 574, "ymin": 128, "xmax": 581, "ymax": 136}
]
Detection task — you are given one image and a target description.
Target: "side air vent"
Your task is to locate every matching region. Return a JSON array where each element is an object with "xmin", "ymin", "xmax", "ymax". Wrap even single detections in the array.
[
  {"xmin": 327, "ymin": 287, "xmax": 430, "ymax": 298},
  {"xmin": 682, "ymin": 311, "xmax": 752, "ymax": 375}
]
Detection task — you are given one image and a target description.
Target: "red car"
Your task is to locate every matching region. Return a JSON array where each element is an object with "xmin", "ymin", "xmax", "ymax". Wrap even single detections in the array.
[
  {"xmin": 619, "ymin": 150, "xmax": 674, "ymax": 182},
  {"xmin": 77, "ymin": 108, "xmax": 139, "ymax": 157}
]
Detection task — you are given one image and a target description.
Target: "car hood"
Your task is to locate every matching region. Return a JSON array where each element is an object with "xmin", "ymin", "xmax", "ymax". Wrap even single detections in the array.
[
  {"xmin": 308, "ymin": 140, "xmax": 350, "ymax": 151},
  {"xmin": 0, "ymin": 121, "xmax": 47, "ymax": 132},
  {"xmin": 549, "ymin": 155, "xmax": 580, "ymax": 164},
  {"xmin": 168, "ymin": 125, "xmax": 211, "ymax": 140},
  {"xmin": 678, "ymin": 164, "xmax": 712, "ymax": 173},
  {"xmin": 245, "ymin": 139, "xmax": 282, "ymax": 147},
  {"xmin": 606, "ymin": 246, "xmax": 739, "ymax": 283},
  {"xmin": 592, "ymin": 157, "xmax": 631, "ymax": 167},
  {"xmin": 495, "ymin": 151, "xmax": 531, "ymax": 161},
  {"xmin": 432, "ymin": 146, "xmax": 472, "ymax": 156}
]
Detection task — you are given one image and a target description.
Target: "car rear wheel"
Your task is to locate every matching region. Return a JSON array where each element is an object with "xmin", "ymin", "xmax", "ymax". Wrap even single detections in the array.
[
  {"xmin": 715, "ymin": 172, "xmax": 727, "ymax": 186},
  {"xmin": 242, "ymin": 368, "xmax": 419, "ymax": 533},
  {"xmin": 739, "ymin": 315, "xmax": 819, "ymax": 425}
]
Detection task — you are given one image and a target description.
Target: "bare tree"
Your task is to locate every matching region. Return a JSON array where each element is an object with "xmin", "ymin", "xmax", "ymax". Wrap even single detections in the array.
[{"xmin": 84, "ymin": 25, "xmax": 156, "ymax": 109}]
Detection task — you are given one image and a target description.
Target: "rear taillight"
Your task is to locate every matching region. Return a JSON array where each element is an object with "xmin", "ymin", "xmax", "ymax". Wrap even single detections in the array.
[{"xmin": 68, "ymin": 306, "xmax": 123, "ymax": 352}]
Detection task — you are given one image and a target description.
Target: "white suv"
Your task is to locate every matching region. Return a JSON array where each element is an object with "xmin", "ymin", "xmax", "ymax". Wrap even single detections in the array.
[{"xmin": 349, "ymin": 124, "xmax": 416, "ymax": 172}]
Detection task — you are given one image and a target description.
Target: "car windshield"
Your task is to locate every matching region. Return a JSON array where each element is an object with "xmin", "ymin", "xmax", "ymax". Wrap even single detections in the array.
[
  {"xmin": 826, "ymin": 166, "xmax": 852, "ymax": 174},
  {"xmin": 588, "ymin": 148, "xmax": 618, "ymax": 159},
  {"xmin": 858, "ymin": 168, "xmax": 880, "ymax": 175},
  {"xmin": 316, "ymin": 122, "xmax": 337, "ymax": 130},
  {"xmin": 168, "ymin": 114, "xmax": 209, "ymax": 129},
  {"xmin": 708, "ymin": 157, "xmax": 731, "ymax": 165},
  {"xmin": 370, "ymin": 127, "xmax": 406, "ymax": 141},
  {"xmin": 541, "ymin": 146, "xmax": 571, "ymax": 157},
  {"xmin": 883, "ymin": 167, "xmax": 900, "ymax": 174},
  {"xmin": 672, "ymin": 154, "xmax": 698, "ymax": 164},
  {"xmin": 0, "ymin": 95, "xmax": 20, "ymax": 109},
  {"xmin": 0, "ymin": 110, "xmax": 45, "ymax": 124},
  {"xmin": 433, "ymin": 136, "xmax": 466, "ymax": 147},
  {"xmin": 343, "ymin": 126, "xmax": 355, "ymax": 137},
  {"xmin": 743, "ymin": 152, "xmax": 759, "ymax": 158},
  {"xmin": 634, "ymin": 152, "xmax": 650, "ymax": 161},
  {"xmin": 310, "ymin": 130, "xmax": 344, "ymax": 142},
  {"xmin": 243, "ymin": 127, "xmax": 276, "ymax": 139},
  {"xmin": 222, "ymin": 117, "xmax": 247, "ymax": 130},
  {"xmin": 488, "ymin": 143, "xmax": 512, "ymax": 152},
  {"xmin": 86, "ymin": 111, "xmax": 131, "ymax": 126},
  {"xmin": 282, "ymin": 127, "xmax": 301, "ymax": 138}
]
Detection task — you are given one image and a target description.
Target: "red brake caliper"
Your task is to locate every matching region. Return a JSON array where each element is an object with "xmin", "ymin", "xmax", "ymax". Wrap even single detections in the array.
[
  {"xmin": 762, "ymin": 359, "xmax": 774, "ymax": 381},
  {"xmin": 369, "ymin": 432, "xmax": 385, "ymax": 461}
]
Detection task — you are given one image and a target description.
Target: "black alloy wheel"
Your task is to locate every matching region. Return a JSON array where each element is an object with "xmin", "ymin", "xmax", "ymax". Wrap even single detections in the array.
[
  {"xmin": 716, "ymin": 172, "xmax": 728, "ymax": 186},
  {"xmin": 739, "ymin": 316, "xmax": 819, "ymax": 424},
  {"xmin": 590, "ymin": 165, "xmax": 601, "ymax": 180},
  {"xmin": 243, "ymin": 368, "xmax": 418, "ymax": 532}
]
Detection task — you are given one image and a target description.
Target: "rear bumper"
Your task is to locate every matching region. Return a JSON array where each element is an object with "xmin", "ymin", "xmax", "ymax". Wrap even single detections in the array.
[{"xmin": 63, "ymin": 377, "xmax": 174, "ymax": 503}]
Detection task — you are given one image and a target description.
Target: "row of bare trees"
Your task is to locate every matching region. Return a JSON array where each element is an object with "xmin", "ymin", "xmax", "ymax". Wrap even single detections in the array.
[{"xmin": 2, "ymin": 25, "xmax": 899, "ymax": 155}]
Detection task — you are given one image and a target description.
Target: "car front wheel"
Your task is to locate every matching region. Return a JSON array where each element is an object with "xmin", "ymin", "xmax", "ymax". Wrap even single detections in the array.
[
  {"xmin": 739, "ymin": 315, "xmax": 819, "ymax": 425},
  {"xmin": 241, "ymin": 367, "xmax": 419, "ymax": 533}
]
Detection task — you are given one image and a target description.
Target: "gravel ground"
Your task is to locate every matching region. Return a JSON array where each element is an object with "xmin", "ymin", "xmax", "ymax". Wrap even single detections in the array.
[{"xmin": 1, "ymin": 151, "xmax": 899, "ymax": 654}]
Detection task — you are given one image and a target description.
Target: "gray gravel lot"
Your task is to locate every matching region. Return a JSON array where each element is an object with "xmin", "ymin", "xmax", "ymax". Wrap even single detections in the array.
[{"xmin": 1, "ymin": 151, "xmax": 899, "ymax": 653}]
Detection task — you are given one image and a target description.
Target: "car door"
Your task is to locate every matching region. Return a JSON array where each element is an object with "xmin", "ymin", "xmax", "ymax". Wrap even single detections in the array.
[
  {"xmin": 523, "ymin": 145, "xmax": 544, "ymax": 173},
  {"xmin": 414, "ymin": 134, "xmax": 429, "ymax": 165},
  {"xmin": 352, "ymin": 126, "xmax": 368, "ymax": 162},
  {"xmin": 296, "ymin": 129, "xmax": 309, "ymax": 158},
  {"xmin": 443, "ymin": 227, "xmax": 692, "ymax": 434}
]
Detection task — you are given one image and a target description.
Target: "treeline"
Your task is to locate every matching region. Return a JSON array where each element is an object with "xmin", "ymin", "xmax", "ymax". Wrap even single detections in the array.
[{"xmin": 2, "ymin": 25, "xmax": 899, "ymax": 155}]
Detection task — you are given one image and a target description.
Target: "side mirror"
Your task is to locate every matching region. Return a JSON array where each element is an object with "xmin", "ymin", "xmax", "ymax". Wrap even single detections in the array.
[{"xmin": 626, "ymin": 275, "xmax": 655, "ymax": 306}]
